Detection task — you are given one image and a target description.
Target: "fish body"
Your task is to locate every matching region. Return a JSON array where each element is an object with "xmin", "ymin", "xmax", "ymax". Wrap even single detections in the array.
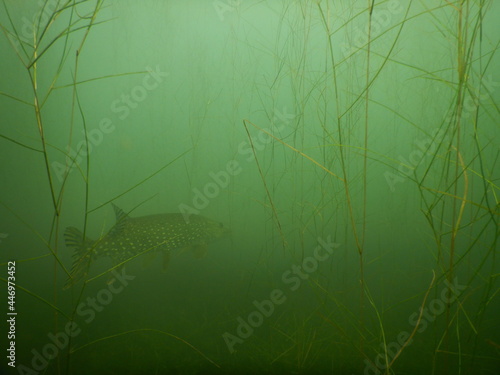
[{"xmin": 64, "ymin": 204, "xmax": 230, "ymax": 288}]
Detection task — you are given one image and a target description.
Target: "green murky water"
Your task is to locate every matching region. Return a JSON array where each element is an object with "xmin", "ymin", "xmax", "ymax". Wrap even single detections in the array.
[{"xmin": 1, "ymin": 1, "xmax": 499, "ymax": 374}]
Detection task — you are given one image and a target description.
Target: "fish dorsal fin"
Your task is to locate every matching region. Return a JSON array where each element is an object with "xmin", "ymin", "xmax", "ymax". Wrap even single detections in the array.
[{"xmin": 111, "ymin": 203, "xmax": 129, "ymax": 235}]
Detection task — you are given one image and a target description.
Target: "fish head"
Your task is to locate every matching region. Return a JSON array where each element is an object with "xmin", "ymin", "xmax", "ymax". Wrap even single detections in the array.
[{"xmin": 191, "ymin": 215, "xmax": 231, "ymax": 242}]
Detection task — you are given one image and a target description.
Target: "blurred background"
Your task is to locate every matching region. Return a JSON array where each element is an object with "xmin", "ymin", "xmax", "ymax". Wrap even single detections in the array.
[{"xmin": 0, "ymin": 1, "xmax": 499, "ymax": 374}]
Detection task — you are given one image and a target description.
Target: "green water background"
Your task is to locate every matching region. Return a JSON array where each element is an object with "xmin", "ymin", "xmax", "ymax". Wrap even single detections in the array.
[{"xmin": 0, "ymin": 1, "xmax": 499, "ymax": 374}]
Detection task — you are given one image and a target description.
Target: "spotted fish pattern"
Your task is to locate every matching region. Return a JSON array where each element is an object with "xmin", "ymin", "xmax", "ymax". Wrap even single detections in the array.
[{"xmin": 64, "ymin": 204, "xmax": 230, "ymax": 288}]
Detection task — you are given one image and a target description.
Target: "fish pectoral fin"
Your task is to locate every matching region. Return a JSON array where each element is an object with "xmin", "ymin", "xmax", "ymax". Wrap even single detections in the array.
[
  {"xmin": 192, "ymin": 243, "xmax": 208, "ymax": 259},
  {"xmin": 162, "ymin": 251, "xmax": 170, "ymax": 272}
]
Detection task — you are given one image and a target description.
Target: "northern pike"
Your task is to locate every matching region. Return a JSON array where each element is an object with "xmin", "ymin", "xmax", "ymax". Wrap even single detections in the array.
[{"xmin": 64, "ymin": 204, "xmax": 230, "ymax": 288}]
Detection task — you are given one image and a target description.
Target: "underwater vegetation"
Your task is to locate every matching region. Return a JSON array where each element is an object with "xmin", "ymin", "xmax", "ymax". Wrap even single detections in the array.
[{"xmin": 0, "ymin": 0, "xmax": 499, "ymax": 374}]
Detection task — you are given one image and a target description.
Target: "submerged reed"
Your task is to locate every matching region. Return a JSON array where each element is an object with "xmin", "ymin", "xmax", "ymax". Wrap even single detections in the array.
[{"xmin": 0, "ymin": 1, "xmax": 498, "ymax": 374}]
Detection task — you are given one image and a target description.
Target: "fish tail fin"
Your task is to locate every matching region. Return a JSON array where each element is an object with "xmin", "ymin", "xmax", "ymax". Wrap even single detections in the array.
[{"xmin": 64, "ymin": 227, "xmax": 94, "ymax": 290}]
